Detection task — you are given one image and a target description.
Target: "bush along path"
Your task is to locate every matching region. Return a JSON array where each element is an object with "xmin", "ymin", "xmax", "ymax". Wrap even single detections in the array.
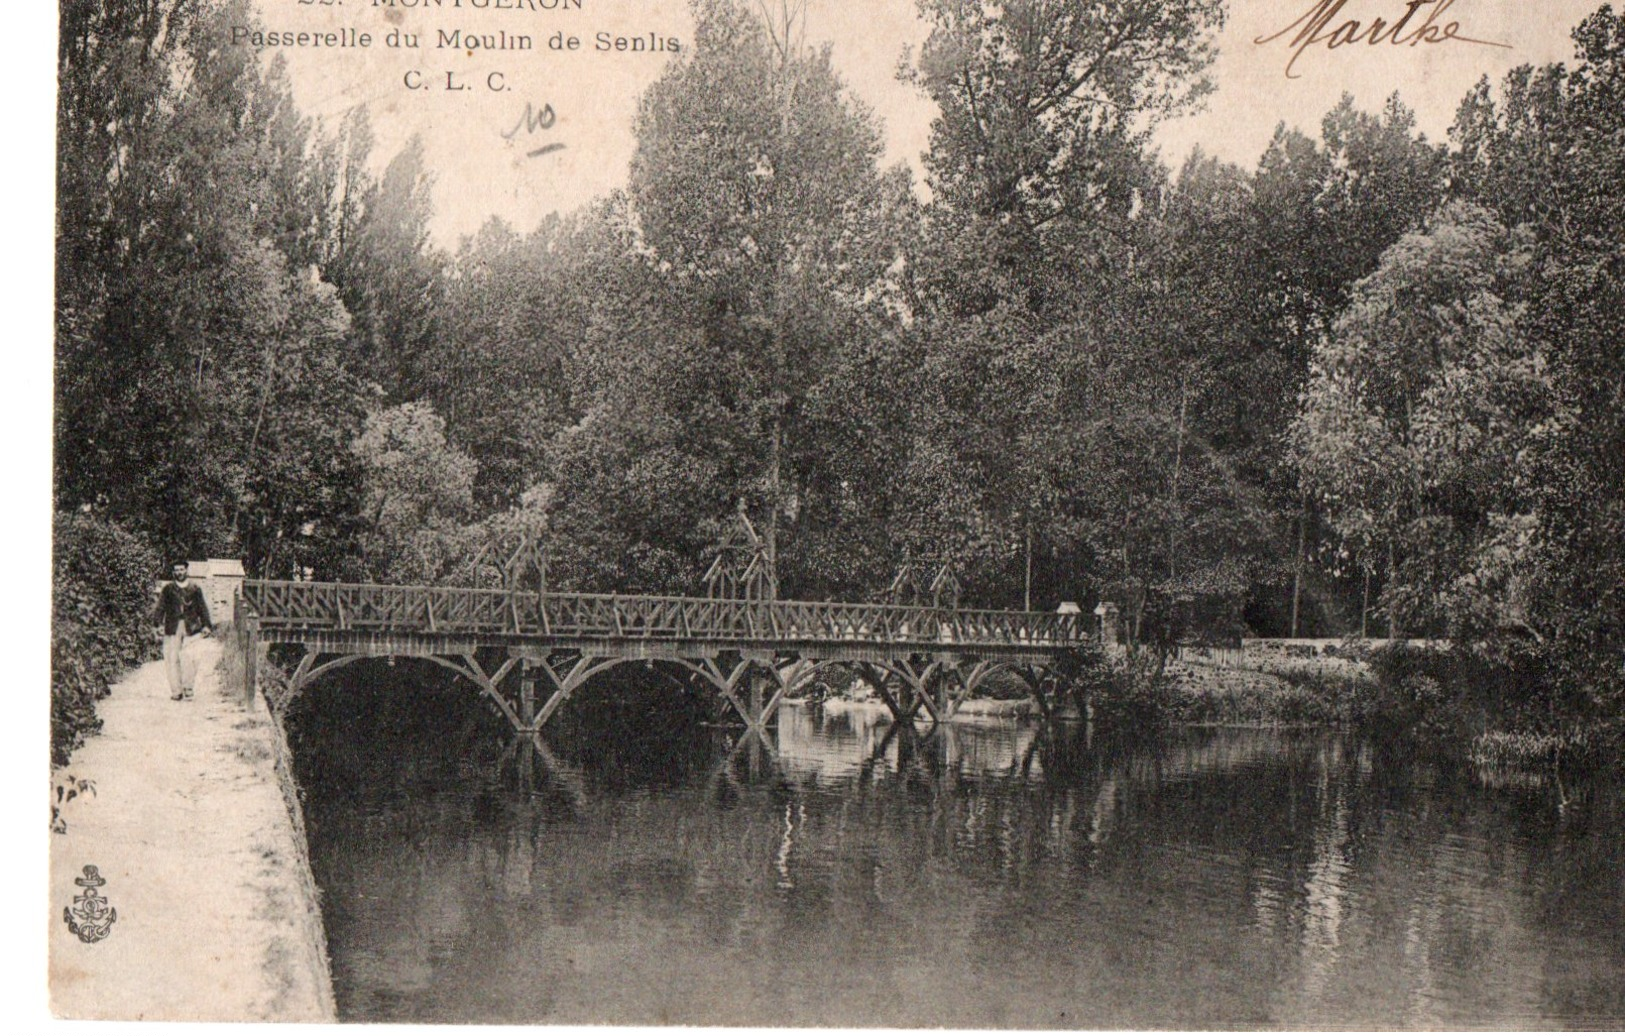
[
  {"xmin": 52, "ymin": 513, "xmax": 161, "ymax": 767},
  {"xmin": 48, "ymin": 636, "xmax": 334, "ymax": 1022}
]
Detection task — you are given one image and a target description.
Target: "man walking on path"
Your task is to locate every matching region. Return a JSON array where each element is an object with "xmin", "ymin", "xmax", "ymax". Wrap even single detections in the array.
[{"xmin": 152, "ymin": 561, "xmax": 213, "ymax": 700}]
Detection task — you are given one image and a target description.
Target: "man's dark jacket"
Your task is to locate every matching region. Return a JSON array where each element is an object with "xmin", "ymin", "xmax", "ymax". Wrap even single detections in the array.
[{"xmin": 153, "ymin": 581, "xmax": 213, "ymax": 635}]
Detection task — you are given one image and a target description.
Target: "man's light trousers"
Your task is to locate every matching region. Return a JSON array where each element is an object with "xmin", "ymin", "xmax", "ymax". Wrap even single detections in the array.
[{"xmin": 163, "ymin": 621, "xmax": 194, "ymax": 699}]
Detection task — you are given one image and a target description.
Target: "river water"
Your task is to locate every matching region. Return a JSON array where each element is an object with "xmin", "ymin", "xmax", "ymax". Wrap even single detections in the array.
[{"xmin": 288, "ymin": 665, "xmax": 1624, "ymax": 1028}]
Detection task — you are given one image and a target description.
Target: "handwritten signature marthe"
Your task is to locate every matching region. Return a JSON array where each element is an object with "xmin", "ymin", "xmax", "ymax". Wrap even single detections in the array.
[{"xmin": 1255, "ymin": 0, "xmax": 1511, "ymax": 78}]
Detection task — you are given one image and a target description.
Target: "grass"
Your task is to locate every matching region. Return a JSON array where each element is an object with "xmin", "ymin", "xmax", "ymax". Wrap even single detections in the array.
[
  {"xmin": 50, "ymin": 774, "xmax": 97, "ymax": 833},
  {"xmin": 1468, "ymin": 726, "xmax": 1622, "ymax": 772},
  {"xmin": 1159, "ymin": 658, "xmax": 1378, "ymax": 727},
  {"xmin": 261, "ymin": 935, "xmax": 298, "ymax": 1018},
  {"xmin": 228, "ymin": 737, "xmax": 275, "ymax": 766},
  {"xmin": 1469, "ymin": 730, "xmax": 1567, "ymax": 768}
]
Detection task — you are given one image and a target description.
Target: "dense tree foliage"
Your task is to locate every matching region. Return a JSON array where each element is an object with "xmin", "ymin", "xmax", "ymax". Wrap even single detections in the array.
[
  {"xmin": 1444, "ymin": 8, "xmax": 1625, "ymax": 723},
  {"xmin": 1293, "ymin": 203, "xmax": 1540, "ymax": 638},
  {"xmin": 543, "ymin": 0, "xmax": 915, "ymax": 597},
  {"xmin": 55, "ymin": 0, "xmax": 1625, "ymax": 745},
  {"xmin": 56, "ymin": 0, "xmax": 376, "ymax": 574},
  {"xmin": 1292, "ymin": 7, "xmax": 1625, "ymax": 734}
]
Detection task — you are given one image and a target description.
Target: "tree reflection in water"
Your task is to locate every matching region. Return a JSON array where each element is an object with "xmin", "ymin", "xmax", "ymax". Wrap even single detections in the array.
[{"xmin": 287, "ymin": 667, "xmax": 1625, "ymax": 1028}]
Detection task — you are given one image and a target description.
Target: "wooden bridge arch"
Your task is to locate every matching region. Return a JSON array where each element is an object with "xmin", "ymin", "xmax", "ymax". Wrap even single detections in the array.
[
  {"xmin": 234, "ymin": 579, "xmax": 1091, "ymax": 740},
  {"xmin": 275, "ymin": 646, "xmax": 650, "ymax": 737}
]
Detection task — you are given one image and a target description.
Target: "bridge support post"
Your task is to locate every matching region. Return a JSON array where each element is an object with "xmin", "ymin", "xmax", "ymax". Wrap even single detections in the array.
[
  {"xmin": 672, "ymin": 653, "xmax": 818, "ymax": 743},
  {"xmin": 517, "ymin": 732, "xmax": 535, "ymax": 788},
  {"xmin": 749, "ymin": 668, "xmax": 764, "ymax": 730},
  {"xmin": 942, "ymin": 660, "xmax": 1008, "ymax": 723},
  {"xmin": 519, "ymin": 660, "xmax": 537, "ymax": 729},
  {"xmin": 509, "ymin": 652, "xmax": 624, "ymax": 735},
  {"xmin": 232, "ymin": 594, "xmax": 262, "ymax": 708},
  {"xmin": 729, "ymin": 658, "xmax": 776, "ymax": 749},
  {"xmin": 856, "ymin": 659, "xmax": 943, "ymax": 728},
  {"xmin": 913, "ymin": 664, "xmax": 943, "ymax": 727},
  {"xmin": 854, "ymin": 662, "xmax": 904, "ymax": 724},
  {"xmin": 1012, "ymin": 664, "xmax": 1056, "ymax": 724},
  {"xmin": 289, "ymin": 648, "xmax": 318, "ymax": 703},
  {"xmin": 242, "ymin": 622, "xmax": 261, "ymax": 707}
]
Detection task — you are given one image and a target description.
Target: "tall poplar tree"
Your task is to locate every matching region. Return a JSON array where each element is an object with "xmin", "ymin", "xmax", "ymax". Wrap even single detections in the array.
[
  {"xmin": 56, "ymin": 0, "xmax": 369, "ymax": 569},
  {"xmin": 547, "ymin": 0, "xmax": 911, "ymax": 597}
]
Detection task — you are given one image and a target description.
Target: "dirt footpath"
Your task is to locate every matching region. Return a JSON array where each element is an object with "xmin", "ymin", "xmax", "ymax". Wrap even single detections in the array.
[{"xmin": 48, "ymin": 636, "xmax": 334, "ymax": 1022}]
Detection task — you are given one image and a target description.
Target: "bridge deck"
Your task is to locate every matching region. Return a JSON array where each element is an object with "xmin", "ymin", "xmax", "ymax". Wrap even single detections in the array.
[{"xmin": 239, "ymin": 580, "xmax": 1085, "ymax": 660}]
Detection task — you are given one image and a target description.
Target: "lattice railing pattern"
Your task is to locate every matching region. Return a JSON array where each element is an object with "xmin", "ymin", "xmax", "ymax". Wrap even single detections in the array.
[{"xmin": 240, "ymin": 580, "xmax": 1085, "ymax": 648}]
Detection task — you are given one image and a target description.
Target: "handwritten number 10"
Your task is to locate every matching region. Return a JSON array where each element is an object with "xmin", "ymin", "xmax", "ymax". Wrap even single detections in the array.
[{"xmin": 504, "ymin": 103, "xmax": 565, "ymax": 158}]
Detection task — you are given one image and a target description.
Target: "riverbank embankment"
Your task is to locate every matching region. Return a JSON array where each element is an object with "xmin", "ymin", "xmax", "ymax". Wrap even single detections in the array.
[{"xmin": 48, "ymin": 635, "xmax": 334, "ymax": 1022}]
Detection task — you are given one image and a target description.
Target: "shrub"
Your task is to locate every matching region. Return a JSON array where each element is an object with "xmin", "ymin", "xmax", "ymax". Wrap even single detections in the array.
[
  {"xmin": 1468, "ymin": 730, "xmax": 1565, "ymax": 769},
  {"xmin": 1157, "ymin": 662, "xmax": 1374, "ymax": 727},
  {"xmin": 1086, "ymin": 650, "xmax": 1177, "ymax": 730},
  {"xmin": 52, "ymin": 513, "xmax": 160, "ymax": 766},
  {"xmin": 1365, "ymin": 644, "xmax": 1456, "ymax": 740}
]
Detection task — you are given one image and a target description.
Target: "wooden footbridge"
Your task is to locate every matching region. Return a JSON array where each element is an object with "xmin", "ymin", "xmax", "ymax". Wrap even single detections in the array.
[{"xmin": 230, "ymin": 527, "xmax": 1091, "ymax": 741}]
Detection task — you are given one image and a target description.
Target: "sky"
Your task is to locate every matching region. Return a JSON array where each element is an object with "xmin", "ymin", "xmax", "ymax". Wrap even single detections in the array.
[{"xmin": 255, "ymin": 0, "xmax": 1608, "ymax": 245}]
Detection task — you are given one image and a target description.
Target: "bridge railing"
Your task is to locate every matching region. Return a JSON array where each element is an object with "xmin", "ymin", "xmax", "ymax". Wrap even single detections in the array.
[{"xmin": 239, "ymin": 580, "xmax": 1085, "ymax": 648}]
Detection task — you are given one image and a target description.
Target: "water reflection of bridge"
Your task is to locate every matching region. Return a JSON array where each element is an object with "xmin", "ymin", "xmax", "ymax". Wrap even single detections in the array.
[
  {"xmin": 773, "ymin": 702, "xmax": 1044, "ymax": 782},
  {"xmin": 234, "ymin": 579, "xmax": 1090, "ymax": 741}
]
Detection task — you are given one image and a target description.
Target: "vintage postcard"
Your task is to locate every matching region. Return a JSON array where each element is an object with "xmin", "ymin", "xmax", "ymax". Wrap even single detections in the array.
[{"xmin": 46, "ymin": 0, "xmax": 1625, "ymax": 1028}]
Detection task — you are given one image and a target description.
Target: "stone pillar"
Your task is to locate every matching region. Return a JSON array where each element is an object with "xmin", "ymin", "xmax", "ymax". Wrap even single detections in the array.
[
  {"xmin": 188, "ymin": 558, "xmax": 246, "ymax": 629},
  {"xmin": 1093, "ymin": 601, "xmax": 1121, "ymax": 650}
]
